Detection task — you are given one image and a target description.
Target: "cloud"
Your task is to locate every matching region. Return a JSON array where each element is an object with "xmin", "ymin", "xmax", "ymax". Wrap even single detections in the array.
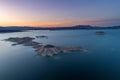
[{"xmin": 85, "ymin": 18, "xmax": 120, "ymax": 26}]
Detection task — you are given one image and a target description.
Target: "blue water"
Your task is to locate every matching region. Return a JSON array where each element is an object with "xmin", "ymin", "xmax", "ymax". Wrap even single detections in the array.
[{"xmin": 0, "ymin": 30, "xmax": 120, "ymax": 80}]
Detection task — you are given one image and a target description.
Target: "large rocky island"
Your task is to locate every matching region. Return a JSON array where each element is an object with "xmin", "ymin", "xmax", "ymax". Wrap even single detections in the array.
[{"xmin": 4, "ymin": 37, "xmax": 86, "ymax": 57}]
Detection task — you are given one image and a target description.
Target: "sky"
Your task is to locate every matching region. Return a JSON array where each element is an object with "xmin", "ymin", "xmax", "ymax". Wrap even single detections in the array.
[{"xmin": 0, "ymin": 0, "xmax": 120, "ymax": 27}]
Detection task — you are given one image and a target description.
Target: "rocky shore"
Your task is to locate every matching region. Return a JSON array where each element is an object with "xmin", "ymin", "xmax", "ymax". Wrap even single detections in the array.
[{"xmin": 4, "ymin": 37, "xmax": 86, "ymax": 57}]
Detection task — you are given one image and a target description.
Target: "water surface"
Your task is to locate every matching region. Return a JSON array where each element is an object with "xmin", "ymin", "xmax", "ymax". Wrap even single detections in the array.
[{"xmin": 0, "ymin": 30, "xmax": 120, "ymax": 80}]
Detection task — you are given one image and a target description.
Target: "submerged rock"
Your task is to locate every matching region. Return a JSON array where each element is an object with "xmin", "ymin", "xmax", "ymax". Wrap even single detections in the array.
[
  {"xmin": 12, "ymin": 44, "xmax": 17, "ymax": 46},
  {"xmin": 60, "ymin": 46, "xmax": 84, "ymax": 52},
  {"xmin": 33, "ymin": 45, "xmax": 42, "ymax": 49},
  {"xmin": 44, "ymin": 44, "xmax": 55, "ymax": 48},
  {"xmin": 36, "ymin": 35, "xmax": 48, "ymax": 39},
  {"xmin": 23, "ymin": 41, "xmax": 40, "ymax": 46},
  {"xmin": 95, "ymin": 31, "xmax": 106, "ymax": 35}
]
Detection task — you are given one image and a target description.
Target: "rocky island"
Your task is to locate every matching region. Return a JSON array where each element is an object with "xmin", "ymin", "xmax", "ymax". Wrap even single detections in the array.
[
  {"xmin": 4, "ymin": 37, "xmax": 86, "ymax": 57},
  {"xmin": 5, "ymin": 37, "xmax": 40, "ymax": 46},
  {"xmin": 35, "ymin": 44, "xmax": 85, "ymax": 56}
]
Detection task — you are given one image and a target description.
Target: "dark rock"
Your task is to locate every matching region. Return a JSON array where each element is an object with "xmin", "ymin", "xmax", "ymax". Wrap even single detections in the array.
[{"xmin": 95, "ymin": 31, "xmax": 106, "ymax": 35}]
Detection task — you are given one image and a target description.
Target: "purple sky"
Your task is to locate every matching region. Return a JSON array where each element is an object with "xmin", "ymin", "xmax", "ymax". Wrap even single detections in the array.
[{"xmin": 0, "ymin": 0, "xmax": 120, "ymax": 27}]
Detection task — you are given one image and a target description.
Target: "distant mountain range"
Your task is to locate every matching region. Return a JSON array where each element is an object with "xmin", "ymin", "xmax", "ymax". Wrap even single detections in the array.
[{"xmin": 0, "ymin": 25, "xmax": 120, "ymax": 33}]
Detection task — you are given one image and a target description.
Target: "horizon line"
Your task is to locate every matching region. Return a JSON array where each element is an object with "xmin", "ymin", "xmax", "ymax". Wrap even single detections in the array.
[{"xmin": 0, "ymin": 24, "xmax": 120, "ymax": 28}]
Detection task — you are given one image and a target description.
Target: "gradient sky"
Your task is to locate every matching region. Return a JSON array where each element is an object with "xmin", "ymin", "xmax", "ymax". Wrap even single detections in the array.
[{"xmin": 0, "ymin": 0, "xmax": 120, "ymax": 27}]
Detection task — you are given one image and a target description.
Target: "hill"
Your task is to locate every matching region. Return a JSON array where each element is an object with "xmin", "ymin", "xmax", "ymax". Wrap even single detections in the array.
[{"xmin": 0, "ymin": 25, "xmax": 120, "ymax": 33}]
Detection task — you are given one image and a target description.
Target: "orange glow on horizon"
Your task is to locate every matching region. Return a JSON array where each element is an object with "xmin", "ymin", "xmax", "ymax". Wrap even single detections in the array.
[
  {"xmin": 0, "ymin": 20, "xmax": 89, "ymax": 27},
  {"xmin": 1, "ymin": 19, "xmax": 118, "ymax": 27}
]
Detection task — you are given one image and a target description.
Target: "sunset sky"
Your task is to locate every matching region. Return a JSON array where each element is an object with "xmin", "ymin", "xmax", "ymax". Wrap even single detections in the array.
[{"xmin": 0, "ymin": 0, "xmax": 120, "ymax": 27}]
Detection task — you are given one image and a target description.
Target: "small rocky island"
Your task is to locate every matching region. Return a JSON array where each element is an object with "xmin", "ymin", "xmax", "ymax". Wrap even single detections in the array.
[
  {"xmin": 4, "ymin": 37, "xmax": 86, "ymax": 57},
  {"xmin": 95, "ymin": 31, "xmax": 106, "ymax": 35},
  {"xmin": 36, "ymin": 35, "xmax": 48, "ymax": 39}
]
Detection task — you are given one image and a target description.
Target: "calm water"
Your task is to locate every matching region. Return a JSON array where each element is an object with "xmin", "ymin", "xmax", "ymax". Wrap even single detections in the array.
[{"xmin": 0, "ymin": 30, "xmax": 120, "ymax": 80}]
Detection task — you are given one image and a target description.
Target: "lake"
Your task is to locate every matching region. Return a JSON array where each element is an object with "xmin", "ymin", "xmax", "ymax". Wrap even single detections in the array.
[{"xmin": 0, "ymin": 30, "xmax": 120, "ymax": 80}]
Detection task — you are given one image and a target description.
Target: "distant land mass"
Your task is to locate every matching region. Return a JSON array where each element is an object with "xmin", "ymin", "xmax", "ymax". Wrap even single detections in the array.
[{"xmin": 0, "ymin": 25, "xmax": 120, "ymax": 33}]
